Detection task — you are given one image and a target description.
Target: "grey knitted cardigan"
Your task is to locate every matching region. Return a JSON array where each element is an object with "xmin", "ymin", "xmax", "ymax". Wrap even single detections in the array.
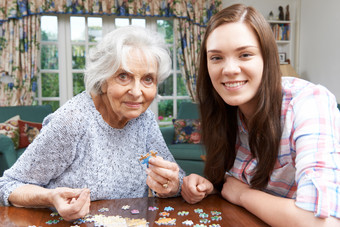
[{"xmin": 0, "ymin": 92, "xmax": 185, "ymax": 206}]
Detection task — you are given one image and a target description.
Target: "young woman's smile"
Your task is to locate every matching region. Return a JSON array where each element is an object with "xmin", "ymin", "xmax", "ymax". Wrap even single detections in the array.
[
  {"xmin": 206, "ymin": 22, "xmax": 264, "ymax": 118},
  {"xmin": 223, "ymin": 80, "xmax": 248, "ymax": 90}
]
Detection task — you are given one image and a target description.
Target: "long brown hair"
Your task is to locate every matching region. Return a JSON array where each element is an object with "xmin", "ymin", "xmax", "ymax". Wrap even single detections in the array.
[{"xmin": 197, "ymin": 4, "xmax": 283, "ymax": 190}]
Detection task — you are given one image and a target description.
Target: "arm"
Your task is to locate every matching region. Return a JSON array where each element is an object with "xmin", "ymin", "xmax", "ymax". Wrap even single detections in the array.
[
  {"xmin": 222, "ymin": 177, "xmax": 340, "ymax": 227},
  {"xmin": 0, "ymin": 107, "xmax": 86, "ymax": 219},
  {"xmin": 9, "ymin": 184, "xmax": 90, "ymax": 221}
]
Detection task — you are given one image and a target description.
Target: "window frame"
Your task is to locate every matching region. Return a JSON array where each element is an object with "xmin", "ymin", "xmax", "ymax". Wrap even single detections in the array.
[{"xmin": 37, "ymin": 14, "xmax": 190, "ymax": 124}]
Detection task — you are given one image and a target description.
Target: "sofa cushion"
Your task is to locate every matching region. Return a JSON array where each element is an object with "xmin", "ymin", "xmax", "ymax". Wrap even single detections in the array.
[
  {"xmin": 18, "ymin": 120, "xmax": 42, "ymax": 148},
  {"xmin": 168, "ymin": 143, "xmax": 205, "ymax": 160},
  {"xmin": 0, "ymin": 115, "xmax": 20, "ymax": 149},
  {"xmin": 172, "ymin": 119, "xmax": 201, "ymax": 144}
]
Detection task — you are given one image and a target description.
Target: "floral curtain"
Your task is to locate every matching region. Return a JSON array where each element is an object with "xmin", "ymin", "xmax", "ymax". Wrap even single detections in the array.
[
  {"xmin": 175, "ymin": 1, "xmax": 222, "ymax": 102},
  {"xmin": 0, "ymin": 0, "xmax": 222, "ymax": 106},
  {"xmin": 0, "ymin": 15, "xmax": 40, "ymax": 106}
]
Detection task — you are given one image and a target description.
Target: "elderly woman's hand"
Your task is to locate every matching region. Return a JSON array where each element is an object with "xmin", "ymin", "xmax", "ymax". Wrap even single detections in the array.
[
  {"xmin": 146, "ymin": 156, "xmax": 180, "ymax": 197},
  {"xmin": 51, "ymin": 187, "xmax": 91, "ymax": 221}
]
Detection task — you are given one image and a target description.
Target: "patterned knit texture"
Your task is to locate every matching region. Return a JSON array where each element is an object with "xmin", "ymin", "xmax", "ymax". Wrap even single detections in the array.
[{"xmin": 0, "ymin": 92, "xmax": 185, "ymax": 206}]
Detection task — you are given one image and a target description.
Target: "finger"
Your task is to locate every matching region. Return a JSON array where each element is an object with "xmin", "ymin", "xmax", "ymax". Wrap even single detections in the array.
[
  {"xmin": 148, "ymin": 162, "xmax": 179, "ymax": 183},
  {"xmin": 61, "ymin": 189, "xmax": 91, "ymax": 221},
  {"xmin": 182, "ymin": 175, "xmax": 207, "ymax": 200},
  {"xmin": 197, "ymin": 182, "xmax": 213, "ymax": 194},
  {"xmin": 146, "ymin": 174, "xmax": 170, "ymax": 192},
  {"xmin": 70, "ymin": 194, "xmax": 91, "ymax": 220},
  {"xmin": 149, "ymin": 157, "xmax": 177, "ymax": 171},
  {"xmin": 181, "ymin": 189, "xmax": 204, "ymax": 204},
  {"xmin": 146, "ymin": 168, "xmax": 169, "ymax": 186},
  {"xmin": 71, "ymin": 189, "xmax": 90, "ymax": 209}
]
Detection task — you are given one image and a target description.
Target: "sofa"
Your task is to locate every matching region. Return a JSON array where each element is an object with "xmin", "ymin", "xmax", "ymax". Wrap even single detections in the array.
[
  {"xmin": 160, "ymin": 102, "xmax": 206, "ymax": 176},
  {"xmin": 0, "ymin": 105, "xmax": 53, "ymax": 176}
]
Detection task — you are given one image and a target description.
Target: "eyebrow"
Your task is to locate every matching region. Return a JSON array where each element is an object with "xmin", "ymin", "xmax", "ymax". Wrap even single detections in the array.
[
  {"xmin": 207, "ymin": 45, "xmax": 259, "ymax": 53},
  {"xmin": 117, "ymin": 68, "xmax": 131, "ymax": 74},
  {"xmin": 117, "ymin": 68, "xmax": 157, "ymax": 77}
]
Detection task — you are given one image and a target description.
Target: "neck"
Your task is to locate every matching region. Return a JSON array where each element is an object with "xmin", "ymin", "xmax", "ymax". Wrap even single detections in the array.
[{"xmin": 91, "ymin": 93, "xmax": 128, "ymax": 129}]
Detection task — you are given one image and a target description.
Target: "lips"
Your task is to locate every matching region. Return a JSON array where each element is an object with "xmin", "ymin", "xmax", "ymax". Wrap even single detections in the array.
[
  {"xmin": 125, "ymin": 102, "xmax": 142, "ymax": 108},
  {"xmin": 223, "ymin": 80, "xmax": 247, "ymax": 88}
]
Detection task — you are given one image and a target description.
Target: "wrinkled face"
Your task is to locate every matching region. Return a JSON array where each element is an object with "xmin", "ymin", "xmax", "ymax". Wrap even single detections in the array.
[
  {"xmin": 206, "ymin": 22, "xmax": 264, "ymax": 118},
  {"xmin": 102, "ymin": 49, "xmax": 158, "ymax": 123}
]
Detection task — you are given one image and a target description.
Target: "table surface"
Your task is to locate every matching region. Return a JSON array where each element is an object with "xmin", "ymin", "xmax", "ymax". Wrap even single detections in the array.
[{"xmin": 0, "ymin": 194, "xmax": 269, "ymax": 226}]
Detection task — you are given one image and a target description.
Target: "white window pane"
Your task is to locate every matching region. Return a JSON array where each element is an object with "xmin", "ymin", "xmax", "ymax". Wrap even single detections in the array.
[
  {"xmin": 41, "ymin": 16, "xmax": 58, "ymax": 41},
  {"xmin": 71, "ymin": 17, "xmax": 85, "ymax": 41},
  {"xmin": 131, "ymin": 19, "xmax": 146, "ymax": 28},
  {"xmin": 88, "ymin": 17, "xmax": 102, "ymax": 42},
  {"xmin": 157, "ymin": 20, "xmax": 173, "ymax": 44},
  {"xmin": 115, "ymin": 18, "xmax": 129, "ymax": 27}
]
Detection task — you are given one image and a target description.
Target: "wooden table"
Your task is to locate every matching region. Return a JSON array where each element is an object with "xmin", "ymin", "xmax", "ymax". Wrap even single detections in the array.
[{"xmin": 0, "ymin": 194, "xmax": 269, "ymax": 226}]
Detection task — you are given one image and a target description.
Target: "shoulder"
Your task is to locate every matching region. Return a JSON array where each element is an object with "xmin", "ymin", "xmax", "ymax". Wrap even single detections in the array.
[
  {"xmin": 43, "ymin": 92, "xmax": 95, "ymax": 129},
  {"xmin": 281, "ymin": 77, "xmax": 338, "ymax": 111}
]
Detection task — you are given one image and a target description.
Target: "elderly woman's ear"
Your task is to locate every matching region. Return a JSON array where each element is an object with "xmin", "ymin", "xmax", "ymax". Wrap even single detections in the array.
[{"xmin": 101, "ymin": 81, "xmax": 108, "ymax": 94}]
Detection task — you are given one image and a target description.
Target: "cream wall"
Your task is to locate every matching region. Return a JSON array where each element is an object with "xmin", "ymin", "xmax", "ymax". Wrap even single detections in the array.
[
  {"xmin": 299, "ymin": 0, "xmax": 340, "ymax": 102},
  {"xmin": 222, "ymin": 0, "xmax": 298, "ymax": 65},
  {"xmin": 221, "ymin": 0, "xmax": 340, "ymax": 102}
]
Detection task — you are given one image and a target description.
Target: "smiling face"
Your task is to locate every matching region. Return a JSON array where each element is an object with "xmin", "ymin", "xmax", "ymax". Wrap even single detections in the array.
[
  {"xmin": 100, "ymin": 48, "xmax": 158, "ymax": 126},
  {"xmin": 206, "ymin": 22, "xmax": 264, "ymax": 119}
]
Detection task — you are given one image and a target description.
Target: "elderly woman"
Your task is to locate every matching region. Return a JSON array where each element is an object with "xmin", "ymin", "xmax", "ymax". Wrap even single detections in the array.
[{"xmin": 0, "ymin": 26, "xmax": 185, "ymax": 221}]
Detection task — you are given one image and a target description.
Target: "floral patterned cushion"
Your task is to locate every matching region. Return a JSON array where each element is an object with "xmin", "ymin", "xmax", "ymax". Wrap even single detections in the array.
[
  {"xmin": 0, "ymin": 115, "xmax": 20, "ymax": 149},
  {"xmin": 18, "ymin": 120, "xmax": 42, "ymax": 149},
  {"xmin": 172, "ymin": 119, "xmax": 201, "ymax": 144}
]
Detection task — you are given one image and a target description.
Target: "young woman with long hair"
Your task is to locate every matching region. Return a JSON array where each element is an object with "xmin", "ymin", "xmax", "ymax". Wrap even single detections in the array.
[{"xmin": 181, "ymin": 4, "xmax": 340, "ymax": 226}]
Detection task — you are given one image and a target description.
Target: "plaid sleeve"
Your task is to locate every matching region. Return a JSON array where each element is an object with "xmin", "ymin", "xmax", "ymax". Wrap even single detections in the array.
[{"xmin": 291, "ymin": 84, "xmax": 340, "ymax": 218}]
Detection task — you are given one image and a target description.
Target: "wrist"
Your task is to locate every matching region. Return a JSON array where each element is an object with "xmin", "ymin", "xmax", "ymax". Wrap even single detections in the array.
[
  {"xmin": 239, "ymin": 187, "xmax": 254, "ymax": 208},
  {"xmin": 37, "ymin": 187, "xmax": 55, "ymax": 207}
]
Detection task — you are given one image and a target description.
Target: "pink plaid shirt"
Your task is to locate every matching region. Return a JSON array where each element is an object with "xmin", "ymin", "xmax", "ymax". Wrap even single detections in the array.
[{"xmin": 229, "ymin": 77, "xmax": 340, "ymax": 218}]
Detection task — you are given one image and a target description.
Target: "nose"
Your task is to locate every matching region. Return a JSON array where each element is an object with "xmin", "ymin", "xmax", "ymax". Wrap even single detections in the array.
[
  {"xmin": 222, "ymin": 59, "xmax": 241, "ymax": 76},
  {"xmin": 128, "ymin": 81, "xmax": 142, "ymax": 97}
]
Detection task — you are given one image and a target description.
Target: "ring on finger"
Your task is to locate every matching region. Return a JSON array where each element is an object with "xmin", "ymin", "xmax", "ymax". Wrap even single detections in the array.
[{"xmin": 162, "ymin": 180, "xmax": 169, "ymax": 189}]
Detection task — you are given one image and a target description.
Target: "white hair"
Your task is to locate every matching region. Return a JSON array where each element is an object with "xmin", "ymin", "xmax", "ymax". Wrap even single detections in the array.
[{"xmin": 84, "ymin": 26, "xmax": 171, "ymax": 95}]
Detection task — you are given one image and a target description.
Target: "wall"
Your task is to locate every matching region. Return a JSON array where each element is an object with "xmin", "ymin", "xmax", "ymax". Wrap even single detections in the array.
[
  {"xmin": 299, "ymin": 0, "xmax": 340, "ymax": 101},
  {"xmin": 222, "ymin": 0, "xmax": 340, "ymax": 102},
  {"xmin": 222, "ymin": 0, "xmax": 297, "ymax": 65}
]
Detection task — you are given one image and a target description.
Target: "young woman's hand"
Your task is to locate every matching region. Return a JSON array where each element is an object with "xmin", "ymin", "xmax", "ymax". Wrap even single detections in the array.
[
  {"xmin": 146, "ymin": 156, "xmax": 180, "ymax": 197},
  {"xmin": 181, "ymin": 174, "xmax": 214, "ymax": 204}
]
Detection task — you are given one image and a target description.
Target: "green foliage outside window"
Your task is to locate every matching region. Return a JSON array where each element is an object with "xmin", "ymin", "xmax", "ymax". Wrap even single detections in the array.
[{"xmin": 39, "ymin": 18, "xmax": 190, "ymax": 118}]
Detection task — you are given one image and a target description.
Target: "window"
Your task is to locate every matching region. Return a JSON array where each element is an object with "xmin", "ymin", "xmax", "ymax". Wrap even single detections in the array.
[
  {"xmin": 39, "ymin": 16, "xmax": 59, "ymax": 111},
  {"xmin": 38, "ymin": 15, "xmax": 190, "ymax": 124}
]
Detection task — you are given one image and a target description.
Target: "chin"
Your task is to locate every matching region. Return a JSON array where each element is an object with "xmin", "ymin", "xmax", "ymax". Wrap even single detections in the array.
[{"xmin": 126, "ymin": 111, "xmax": 145, "ymax": 119}]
